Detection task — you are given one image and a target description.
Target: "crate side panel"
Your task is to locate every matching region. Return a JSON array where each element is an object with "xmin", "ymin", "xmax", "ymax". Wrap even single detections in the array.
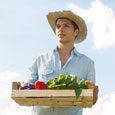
[
  {"xmin": 12, "ymin": 89, "xmax": 93, "ymax": 98},
  {"xmin": 12, "ymin": 96, "xmax": 93, "ymax": 108}
]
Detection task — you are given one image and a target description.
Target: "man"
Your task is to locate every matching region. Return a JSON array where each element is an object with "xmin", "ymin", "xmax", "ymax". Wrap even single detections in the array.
[{"xmin": 29, "ymin": 10, "xmax": 98, "ymax": 115}]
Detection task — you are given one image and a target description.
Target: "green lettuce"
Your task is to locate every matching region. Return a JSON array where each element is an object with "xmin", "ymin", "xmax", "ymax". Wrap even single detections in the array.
[{"xmin": 46, "ymin": 75, "xmax": 89, "ymax": 98}]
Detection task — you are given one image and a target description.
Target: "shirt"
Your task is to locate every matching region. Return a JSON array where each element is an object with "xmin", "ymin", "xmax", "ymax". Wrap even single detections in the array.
[{"xmin": 28, "ymin": 47, "xmax": 96, "ymax": 115}]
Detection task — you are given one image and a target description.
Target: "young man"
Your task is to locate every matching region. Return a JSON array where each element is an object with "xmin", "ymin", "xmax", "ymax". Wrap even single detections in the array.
[{"xmin": 29, "ymin": 10, "xmax": 98, "ymax": 115}]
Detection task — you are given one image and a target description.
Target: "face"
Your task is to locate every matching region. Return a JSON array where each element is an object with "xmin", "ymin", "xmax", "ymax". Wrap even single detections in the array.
[{"xmin": 55, "ymin": 18, "xmax": 79, "ymax": 44}]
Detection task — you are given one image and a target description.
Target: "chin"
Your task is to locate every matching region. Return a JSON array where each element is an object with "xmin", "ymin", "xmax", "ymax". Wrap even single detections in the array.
[{"xmin": 59, "ymin": 40, "xmax": 68, "ymax": 44}]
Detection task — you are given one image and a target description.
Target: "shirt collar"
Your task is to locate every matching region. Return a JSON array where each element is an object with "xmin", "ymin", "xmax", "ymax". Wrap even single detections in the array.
[
  {"xmin": 72, "ymin": 47, "xmax": 79, "ymax": 56},
  {"xmin": 53, "ymin": 48, "xmax": 57, "ymax": 54},
  {"xmin": 53, "ymin": 47, "xmax": 79, "ymax": 56}
]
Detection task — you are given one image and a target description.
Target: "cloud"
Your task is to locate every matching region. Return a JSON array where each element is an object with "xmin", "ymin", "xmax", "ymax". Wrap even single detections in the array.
[
  {"xmin": 83, "ymin": 92, "xmax": 115, "ymax": 115},
  {"xmin": 0, "ymin": 71, "xmax": 32, "ymax": 115},
  {"xmin": 67, "ymin": 0, "xmax": 115, "ymax": 49},
  {"xmin": 0, "ymin": 71, "xmax": 20, "ymax": 83}
]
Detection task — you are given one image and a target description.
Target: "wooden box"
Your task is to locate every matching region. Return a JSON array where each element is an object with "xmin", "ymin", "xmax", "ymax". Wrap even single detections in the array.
[{"xmin": 11, "ymin": 82, "xmax": 94, "ymax": 108}]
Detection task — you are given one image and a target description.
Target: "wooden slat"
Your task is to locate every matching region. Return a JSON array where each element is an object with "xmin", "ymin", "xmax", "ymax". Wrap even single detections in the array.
[
  {"xmin": 12, "ymin": 97, "xmax": 93, "ymax": 102},
  {"xmin": 12, "ymin": 97, "xmax": 93, "ymax": 107},
  {"xmin": 12, "ymin": 82, "xmax": 19, "ymax": 90},
  {"xmin": 12, "ymin": 89, "xmax": 93, "ymax": 98}
]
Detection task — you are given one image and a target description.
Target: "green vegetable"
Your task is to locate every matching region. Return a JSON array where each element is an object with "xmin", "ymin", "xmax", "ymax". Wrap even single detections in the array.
[
  {"xmin": 67, "ymin": 82, "xmax": 78, "ymax": 89},
  {"xmin": 79, "ymin": 79, "xmax": 89, "ymax": 89},
  {"xmin": 55, "ymin": 75, "xmax": 66, "ymax": 84},
  {"xmin": 46, "ymin": 78, "xmax": 57, "ymax": 87},
  {"xmin": 50, "ymin": 84, "xmax": 66, "ymax": 89},
  {"xmin": 46, "ymin": 75, "xmax": 90, "ymax": 98},
  {"xmin": 75, "ymin": 88, "xmax": 82, "ymax": 99}
]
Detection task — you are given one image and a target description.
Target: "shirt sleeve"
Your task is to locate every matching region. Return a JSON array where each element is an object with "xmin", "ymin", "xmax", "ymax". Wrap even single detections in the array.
[
  {"xmin": 28, "ymin": 55, "xmax": 39, "ymax": 84},
  {"xmin": 86, "ymin": 60, "xmax": 96, "ymax": 84}
]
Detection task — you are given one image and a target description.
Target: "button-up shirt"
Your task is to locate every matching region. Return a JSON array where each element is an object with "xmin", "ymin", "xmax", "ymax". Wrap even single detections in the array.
[{"xmin": 28, "ymin": 47, "xmax": 95, "ymax": 115}]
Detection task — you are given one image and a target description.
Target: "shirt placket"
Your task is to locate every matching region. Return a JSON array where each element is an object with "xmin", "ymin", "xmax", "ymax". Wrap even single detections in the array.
[
  {"xmin": 56, "ymin": 51, "xmax": 74, "ymax": 75},
  {"xmin": 61, "ymin": 54, "xmax": 73, "ymax": 74}
]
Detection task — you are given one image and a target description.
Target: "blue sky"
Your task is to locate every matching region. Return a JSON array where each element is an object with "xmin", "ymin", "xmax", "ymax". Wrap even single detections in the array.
[{"xmin": 0, "ymin": 0, "xmax": 115, "ymax": 115}]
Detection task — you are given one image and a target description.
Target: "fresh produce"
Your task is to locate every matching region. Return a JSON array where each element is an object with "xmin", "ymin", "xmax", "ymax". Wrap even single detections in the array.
[
  {"xmin": 46, "ymin": 74, "xmax": 91, "ymax": 89},
  {"xmin": 46, "ymin": 75, "xmax": 94, "ymax": 98},
  {"xmin": 19, "ymin": 82, "xmax": 35, "ymax": 90},
  {"xmin": 34, "ymin": 81, "xmax": 48, "ymax": 89},
  {"xmin": 19, "ymin": 75, "xmax": 94, "ymax": 98}
]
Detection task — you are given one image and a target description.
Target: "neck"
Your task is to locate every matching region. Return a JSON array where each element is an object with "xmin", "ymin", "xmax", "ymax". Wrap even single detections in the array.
[{"xmin": 57, "ymin": 42, "xmax": 74, "ymax": 56}]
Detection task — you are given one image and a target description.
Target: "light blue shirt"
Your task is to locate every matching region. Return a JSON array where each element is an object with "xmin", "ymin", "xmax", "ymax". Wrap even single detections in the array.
[{"xmin": 28, "ymin": 47, "xmax": 95, "ymax": 115}]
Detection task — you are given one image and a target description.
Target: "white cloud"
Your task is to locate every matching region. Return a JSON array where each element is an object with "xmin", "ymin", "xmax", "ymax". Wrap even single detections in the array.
[
  {"xmin": 83, "ymin": 92, "xmax": 115, "ymax": 115},
  {"xmin": 67, "ymin": 0, "xmax": 115, "ymax": 49},
  {"xmin": 0, "ymin": 71, "xmax": 32, "ymax": 115},
  {"xmin": 0, "ymin": 71, "xmax": 20, "ymax": 83}
]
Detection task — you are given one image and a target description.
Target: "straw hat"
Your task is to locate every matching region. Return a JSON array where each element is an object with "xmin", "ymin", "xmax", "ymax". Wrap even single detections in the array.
[{"xmin": 46, "ymin": 10, "xmax": 87, "ymax": 44}]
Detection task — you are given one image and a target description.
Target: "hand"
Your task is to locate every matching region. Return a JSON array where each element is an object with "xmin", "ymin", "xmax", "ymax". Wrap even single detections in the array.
[
  {"xmin": 93, "ymin": 85, "xmax": 99, "ymax": 105},
  {"xmin": 17, "ymin": 82, "xmax": 21, "ymax": 89},
  {"xmin": 88, "ymin": 82, "xmax": 95, "ymax": 89}
]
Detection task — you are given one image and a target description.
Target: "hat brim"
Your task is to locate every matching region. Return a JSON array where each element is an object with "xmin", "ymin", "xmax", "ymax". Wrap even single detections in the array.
[{"xmin": 46, "ymin": 10, "xmax": 87, "ymax": 44}]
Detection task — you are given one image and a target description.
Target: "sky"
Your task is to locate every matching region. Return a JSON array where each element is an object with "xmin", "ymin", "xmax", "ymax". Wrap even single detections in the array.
[{"xmin": 0, "ymin": 0, "xmax": 115, "ymax": 114}]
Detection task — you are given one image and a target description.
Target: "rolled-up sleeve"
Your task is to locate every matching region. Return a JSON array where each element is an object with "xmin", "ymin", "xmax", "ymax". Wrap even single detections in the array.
[
  {"xmin": 28, "ymin": 55, "xmax": 39, "ymax": 84},
  {"xmin": 86, "ymin": 60, "xmax": 96, "ymax": 84}
]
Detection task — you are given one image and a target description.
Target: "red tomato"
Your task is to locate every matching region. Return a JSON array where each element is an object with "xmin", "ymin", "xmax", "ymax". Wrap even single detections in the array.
[{"xmin": 34, "ymin": 81, "xmax": 48, "ymax": 89}]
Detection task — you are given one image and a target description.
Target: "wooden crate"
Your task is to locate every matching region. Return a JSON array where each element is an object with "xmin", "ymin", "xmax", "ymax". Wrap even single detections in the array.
[{"xmin": 11, "ymin": 82, "xmax": 94, "ymax": 108}]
